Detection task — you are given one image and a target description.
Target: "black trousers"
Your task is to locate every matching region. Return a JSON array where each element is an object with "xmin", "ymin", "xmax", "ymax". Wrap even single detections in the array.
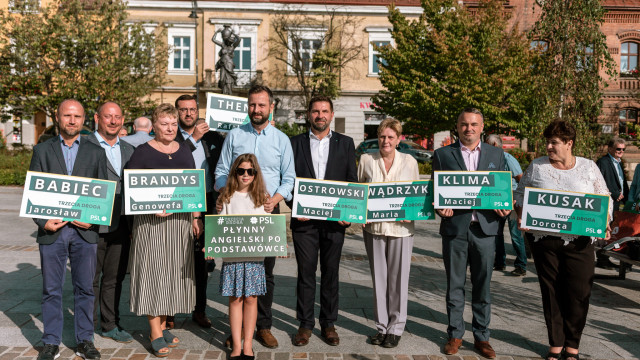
[
  {"xmin": 530, "ymin": 234, "xmax": 595, "ymax": 349},
  {"xmin": 293, "ymin": 220, "xmax": 345, "ymax": 330},
  {"xmin": 194, "ymin": 192, "xmax": 216, "ymax": 314},
  {"xmin": 93, "ymin": 222, "xmax": 130, "ymax": 332},
  {"xmin": 257, "ymin": 205, "xmax": 279, "ymax": 330}
]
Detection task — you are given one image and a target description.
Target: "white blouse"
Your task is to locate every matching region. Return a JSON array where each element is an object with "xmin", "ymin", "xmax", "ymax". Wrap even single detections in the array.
[
  {"xmin": 514, "ymin": 156, "xmax": 613, "ymax": 243},
  {"xmin": 358, "ymin": 150, "xmax": 420, "ymax": 237}
]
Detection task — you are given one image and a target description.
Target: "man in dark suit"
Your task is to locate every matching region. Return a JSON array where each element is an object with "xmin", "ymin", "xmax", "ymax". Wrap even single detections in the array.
[
  {"xmin": 289, "ymin": 96, "xmax": 357, "ymax": 347},
  {"xmin": 171, "ymin": 94, "xmax": 225, "ymax": 329},
  {"xmin": 87, "ymin": 102, "xmax": 135, "ymax": 343},
  {"xmin": 433, "ymin": 108, "xmax": 509, "ymax": 359},
  {"xmin": 595, "ymin": 137, "xmax": 628, "ymax": 269},
  {"xmin": 30, "ymin": 99, "xmax": 108, "ymax": 360}
]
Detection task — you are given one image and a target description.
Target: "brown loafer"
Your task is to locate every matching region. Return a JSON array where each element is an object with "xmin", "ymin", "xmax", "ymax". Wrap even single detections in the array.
[
  {"xmin": 474, "ymin": 340, "xmax": 496, "ymax": 359},
  {"xmin": 256, "ymin": 329, "xmax": 278, "ymax": 348},
  {"xmin": 293, "ymin": 327, "xmax": 312, "ymax": 346},
  {"xmin": 320, "ymin": 326, "xmax": 340, "ymax": 346},
  {"xmin": 444, "ymin": 338, "xmax": 463, "ymax": 355},
  {"xmin": 224, "ymin": 332, "xmax": 245, "ymax": 350},
  {"xmin": 192, "ymin": 311, "xmax": 212, "ymax": 328},
  {"xmin": 165, "ymin": 316, "xmax": 175, "ymax": 330}
]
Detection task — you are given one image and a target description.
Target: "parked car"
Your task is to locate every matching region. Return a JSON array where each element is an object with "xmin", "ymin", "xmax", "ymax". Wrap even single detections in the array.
[{"xmin": 355, "ymin": 139, "xmax": 433, "ymax": 163}]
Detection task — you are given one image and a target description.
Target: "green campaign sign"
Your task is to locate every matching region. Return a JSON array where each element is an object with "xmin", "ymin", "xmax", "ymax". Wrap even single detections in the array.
[
  {"xmin": 292, "ymin": 178, "xmax": 368, "ymax": 224},
  {"xmin": 522, "ymin": 187, "xmax": 610, "ymax": 237},
  {"xmin": 434, "ymin": 171, "xmax": 512, "ymax": 210},
  {"xmin": 124, "ymin": 169, "xmax": 206, "ymax": 214},
  {"xmin": 20, "ymin": 171, "xmax": 117, "ymax": 225},
  {"xmin": 204, "ymin": 215, "xmax": 287, "ymax": 258},
  {"xmin": 622, "ymin": 201, "xmax": 639, "ymax": 213},
  {"xmin": 367, "ymin": 180, "xmax": 435, "ymax": 222},
  {"xmin": 204, "ymin": 92, "xmax": 250, "ymax": 132}
]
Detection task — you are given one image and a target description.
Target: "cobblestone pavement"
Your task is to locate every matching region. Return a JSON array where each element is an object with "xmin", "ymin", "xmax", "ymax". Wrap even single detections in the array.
[{"xmin": 1, "ymin": 186, "xmax": 639, "ymax": 360}]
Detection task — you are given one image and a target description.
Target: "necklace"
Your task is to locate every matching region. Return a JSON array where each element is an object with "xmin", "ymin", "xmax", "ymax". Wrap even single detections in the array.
[{"xmin": 153, "ymin": 140, "xmax": 175, "ymax": 159}]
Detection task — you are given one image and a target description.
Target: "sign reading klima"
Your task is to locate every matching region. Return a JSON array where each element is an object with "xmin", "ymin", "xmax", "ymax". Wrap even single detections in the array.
[{"xmin": 434, "ymin": 171, "xmax": 512, "ymax": 209}]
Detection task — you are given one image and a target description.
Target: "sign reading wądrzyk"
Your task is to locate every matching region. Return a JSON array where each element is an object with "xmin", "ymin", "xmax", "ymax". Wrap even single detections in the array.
[
  {"xmin": 434, "ymin": 171, "xmax": 512, "ymax": 210},
  {"xmin": 204, "ymin": 215, "xmax": 287, "ymax": 258},
  {"xmin": 292, "ymin": 178, "xmax": 368, "ymax": 224},
  {"xmin": 205, "ymin": 92, "xmax": 250, "ymax": 132},
  {"xmin": 20, "ymin": 171, "xmax": 116, "ymax": 225},
  {"xmin": 522, "ymin": 187, "xmax": 610, "ymax": 237},
  {"xmin": 367, "ymin": 180, "xmax": 435, "ymax": 222},
  {"xmin": 124, "ymin": 169, "xmax": 206, "ymax": 215}
]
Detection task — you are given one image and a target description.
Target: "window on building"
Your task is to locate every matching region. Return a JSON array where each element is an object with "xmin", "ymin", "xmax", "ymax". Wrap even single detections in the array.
[
  {"xmin": 621, "ymin": 42, "xmax": 639, "ymax": 75},
  {"xmin": 530, "ymin": 40, "xmax": 548, "ymax": 52},
  {"xmin": 233, "ymin": 37, "xmax": 252, "ymax": 71},
  {"xmin": 371, "ymin": 41, "xmax": 390, "ymax": 75},
  {"xmin": 287, "ymin": 28, "xmax": 324, "ymax": 74},
  {"xmin": 167, "ymin": 25, "xmax": 195, "ymax": 74},
  {"xmin": 619, "ymin": 108, "xmax": 638, "ymax": 135},
  {"xmin": 210, "ymin": 20, "xmax": 261, "ymax": 86},
  {"xmin": 9, "ymin": 0, "xmax": 39, "ymax": 12},
  {"xmin": 367, "ymin": 27, "xmax": 393, "ymax": 76},
  {"xmin": 576, "ymin": 45, "xmax": 593, "ymax": 71},
  {"xmin": 297, "ymin": 38, "xmax": 323, "ymax": 73},
  {"xmin": 173, "ymin": 37, "xmax": 190, "ymax": 70}
]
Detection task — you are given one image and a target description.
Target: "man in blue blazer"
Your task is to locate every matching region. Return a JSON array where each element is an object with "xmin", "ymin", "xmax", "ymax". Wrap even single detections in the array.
[
  {"xmin": 29, "ymin": 99, "xmax": 108, "ymax": 360},
  {"xmin": 433, "ymin": 108, "xmax": 509, "ymax": 359}
]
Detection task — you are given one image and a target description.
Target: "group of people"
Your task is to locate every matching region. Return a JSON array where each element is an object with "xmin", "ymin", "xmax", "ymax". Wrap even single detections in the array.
[{"xmin": 30, "ymin": 84, "xmax": 613, "ymax": 360}]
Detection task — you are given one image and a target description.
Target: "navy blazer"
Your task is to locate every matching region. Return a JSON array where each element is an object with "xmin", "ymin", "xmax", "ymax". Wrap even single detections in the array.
[
  {"xmin": 29, "ymin": 136, "xmax": 109, "ymax": 244},
  {"xmin": 596, "ymin": 154, "xmax": 629, "ymax": 205},
  {"xmin": 432, "ymin": 141, "xmax": 506, "ymax": 237}
]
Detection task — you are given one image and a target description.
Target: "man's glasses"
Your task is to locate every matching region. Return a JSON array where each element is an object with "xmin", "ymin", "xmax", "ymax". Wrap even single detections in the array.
[
  {"xmin": 178, "ymin": 108, "xmax": 197, "ymax": 114},
  {"xmin": 235, "ymin": 168, "xmax": 256, "ymax": 176},
  {"xmin": 616, "ymin": 148, "xmax": 626, "ymax": 152}
]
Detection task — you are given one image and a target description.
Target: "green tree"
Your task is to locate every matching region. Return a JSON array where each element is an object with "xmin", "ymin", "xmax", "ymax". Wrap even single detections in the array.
[
  {"xmin": 372, "ymin": 0, "xmax": 535, "ymax": 139},
  {"xmin": 528, "ymin": 0, "xmax": 615, "ymax": 158},
  {"xmin": 0, "ymin": 0, "xmax": 169, "ymax": 123}
]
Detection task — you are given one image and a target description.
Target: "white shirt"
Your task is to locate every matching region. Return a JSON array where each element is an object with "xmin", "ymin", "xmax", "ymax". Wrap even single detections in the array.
[{"xmin": 310, "ymin": 130, "xmax": 332, "ymax": 180}]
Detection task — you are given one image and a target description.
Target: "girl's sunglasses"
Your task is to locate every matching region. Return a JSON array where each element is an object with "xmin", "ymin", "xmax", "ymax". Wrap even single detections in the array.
[{"xmin": 235, "ymin": 168, "xmax": 256, "ymax": 176}]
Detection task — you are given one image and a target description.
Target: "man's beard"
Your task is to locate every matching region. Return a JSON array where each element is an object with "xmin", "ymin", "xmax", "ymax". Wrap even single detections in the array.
[
  {"xmin": 310, "ymin": 119, "xmax": 328, "ymax": 132},
  {"xmin": 250, "ymin": 111, "xmax": 270, "ymax": 126},
  {"xmin": 60, "ymin": 126, "xmax": 80, "ymax": 138}
]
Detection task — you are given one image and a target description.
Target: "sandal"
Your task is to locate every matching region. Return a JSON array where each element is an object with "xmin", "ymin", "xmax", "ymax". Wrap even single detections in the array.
[
  {"xmin": 562, "ymin": 350, "xmax": 580, "ymax": 360},
  {"xmin": 545, "ymin": 351, "xmax": 562, "ymax": 360},
  {"xmin": 149, "ymin": 336, "xmax": 170, "ymax": 358},
  {"xmin": 162, "ymin": 329, "xmax": 180, "ymax": 348}
]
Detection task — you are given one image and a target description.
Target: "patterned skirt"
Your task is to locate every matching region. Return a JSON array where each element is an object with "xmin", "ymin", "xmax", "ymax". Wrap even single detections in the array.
[
  {"xmin": 129, "ymin": 213, "xmax": 195, "ymax": 316},
  {"xmin": 219, "ymin": 261, "xmax": 267, "ymax": 297}
]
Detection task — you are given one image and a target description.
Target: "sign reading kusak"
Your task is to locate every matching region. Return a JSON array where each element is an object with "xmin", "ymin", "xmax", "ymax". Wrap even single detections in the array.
[
  {"xmin": 292, "ymin": 178, "xmax": 368, "ymax": 224},
  {"xmin": 367, "ymin": 181, "xmax": 435, "ymax": 222},
  {"xmin": 205, "ymin": 92, "xmax": 250, "ymax": 132},
  {"xmin": 124, "ymin": 169, "xmax": 206, "ymax": 215},
  {"xmin": 433, "ymin": 171, "xmax": 512, "ymax": 210},
  {"xmin": 522, "ymin": 187, "xmax": 609, "ymax": 237},
  {"xmin": 204, "ymin": 215, "xmax": 287, "ymax": 258},
  {"xmin": 20, "ymin": 171, "xmax": 116, "ymax": 225}
]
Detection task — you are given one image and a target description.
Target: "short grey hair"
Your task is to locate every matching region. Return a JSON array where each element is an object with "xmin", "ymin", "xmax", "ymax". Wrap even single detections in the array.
[
  {"xmin": 133, "ymin": 117, "xmax": 152, "ymax": 130},
  {"xmin": 485, "ymin": 134, "xmax": 502, "ymax": 148},
  {"xmin": 457, "ymin": 107, "xmax": 484, "ymax": 123},
  {"xmin": 608, "ymin": 137, "xmax": 626, "ymax": 148}
]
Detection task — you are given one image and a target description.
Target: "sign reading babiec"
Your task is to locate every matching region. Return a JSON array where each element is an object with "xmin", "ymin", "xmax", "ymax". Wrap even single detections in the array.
[
  {"xmin": 20, "ymin": 171, "xmax": 116, "ymax": 225},
  {"xmin": 367, "ymin": 180, "xmax": 435, "ymax": 222},
  {"xmin": 205, "ymin": 92, "xmax": 250, "ymax": 132},
  {"xmin": 204, "ymin": 215, "xmax": 287, "ymax": 258},
  {"xmin": 433, "ymin": 171, "xmax": 513, "ymax": 210},
  {"xmin": 124, "ymin": 169, "xmax": 206, "ymax": 215},
  {"xmin": 521, "ymin": 187, "xmax": 610, "ymax": 237},
  {"xmin": 292, "ymin": 178, "xmax": 368, "ymax": 224}
]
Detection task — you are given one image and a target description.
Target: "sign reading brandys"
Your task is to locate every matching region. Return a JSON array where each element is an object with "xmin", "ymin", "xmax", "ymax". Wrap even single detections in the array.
[
  {"xmin": 367, "ymin": 181, "xmax": 435, "ymax": 222},
  {"xmin": 20, "ymin": 171, "xmax": 116, "ymax": 225},
  {"xmin": 521, "ymin": 187, "xmax": 610, "ymax": 237},
  {"xmin": 292, "ymin": 178, "xmax": 368, "ymax": 224},
  {"xmin": 433, "ymin": 171, "xmax": 512, "ymax": 210},
  {"xmin": 205, "ymin": 92, "xmax": 250, "ymax": 132},
  {"xmin": 204, "ymin": 215, "xmax": 287, "ymax": 258},
  {"xmin": 124, "ymin": 169, "xmax": 206, "ymax": 215}
]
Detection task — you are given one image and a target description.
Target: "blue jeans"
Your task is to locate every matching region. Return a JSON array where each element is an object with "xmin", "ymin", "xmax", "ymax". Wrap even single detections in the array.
[{"xmin": 495, "ymin": 213, "xmax": 527, "ymax": 270}]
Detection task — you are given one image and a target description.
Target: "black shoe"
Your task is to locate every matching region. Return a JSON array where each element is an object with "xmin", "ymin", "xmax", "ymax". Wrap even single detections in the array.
[
  {"xmin": 381, "ymin": 334, "xmax": 401, "ymax": 348},
  {"xmin": 493, "ymin": 265, "xmax": 505, "ymax": 271},
  {"xmin": 37, "ymin": 344, "xmax": 60, "ymax": 360},
  {"xmin": 369, "ymin": 332, "xmax": 385, "ymax": 345},
  {"xmin": 511, "ymin": 267, "xmax": 527, "ymax": 276},
  {"xmin": 75, "ymin": 340, "xmax": 101, "ymax": 359},
  {"xmin": 206, "ymin": 259, "xmax": 216, "ymax": 272}
]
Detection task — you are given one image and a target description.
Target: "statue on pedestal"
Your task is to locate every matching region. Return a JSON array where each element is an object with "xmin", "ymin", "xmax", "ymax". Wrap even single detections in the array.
[{"xmin": 212, "ymin": 24, "xmax": 241, "ymax": 95}]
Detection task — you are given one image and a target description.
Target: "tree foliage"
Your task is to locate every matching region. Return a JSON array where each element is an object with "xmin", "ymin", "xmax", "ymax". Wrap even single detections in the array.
[
  {"xmin": 268, "ymin": 6, "xmax": 364, "ymax": 108},
  {"xmin": 0, "ymin": 0, "xmax": 169, "ymax": 122},
  {"xmin": 527, "ymin": 0, "xmax": 615, "ymax": 158},
  {"xmin": 373, "ymin": 0, "xmax": 535, "ymax": 138}
]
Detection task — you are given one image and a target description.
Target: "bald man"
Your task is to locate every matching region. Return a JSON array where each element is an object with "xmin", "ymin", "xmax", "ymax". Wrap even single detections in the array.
[{"xmin": 121, "ymin": 116, "xmax": 154, "ymax": 148}]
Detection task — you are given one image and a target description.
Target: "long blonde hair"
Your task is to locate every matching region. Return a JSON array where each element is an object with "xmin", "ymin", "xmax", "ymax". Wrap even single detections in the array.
[{"xmin": 218, "ymin": 153, "xmax": 269, "ymax": 207}]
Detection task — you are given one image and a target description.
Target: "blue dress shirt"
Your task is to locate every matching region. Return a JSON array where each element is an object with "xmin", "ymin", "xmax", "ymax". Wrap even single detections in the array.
[
  {"xmin": 94, "ymin": 131, "xmax": 122, "ymax": 175},
  {"xmin": 214, "ymin": 122, "xmax": 295, "ymax": 201},
  {"xmin": 59, "ymin": 135, "xmax": 80, "ymax": 175}
]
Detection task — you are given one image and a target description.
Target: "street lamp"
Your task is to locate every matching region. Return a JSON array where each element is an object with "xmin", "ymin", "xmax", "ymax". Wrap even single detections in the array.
[{"xmin": 189, "ymin": 1, "xmax": 200, "ymax": 108}]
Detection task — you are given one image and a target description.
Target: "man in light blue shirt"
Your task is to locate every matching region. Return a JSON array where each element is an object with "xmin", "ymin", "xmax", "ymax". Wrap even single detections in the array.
[
  {"xmin": 121, "ymin": 117, "xmax": 153, "ymax": 148},
  {"xmin": 214, "ymin": 85, "xmax": 295, "ymax": 349}
]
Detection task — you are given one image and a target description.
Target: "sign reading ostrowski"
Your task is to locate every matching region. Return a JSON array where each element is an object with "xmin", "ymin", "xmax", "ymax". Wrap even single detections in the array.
[
  {"xmin": 204, "ymin": 215, "xmax": 287, "ymax": 258},
  {"xmin": 124, "ymin": 169, "xmax": 206, "ymax": 215},
  {"xmin": 367, "ymin": 181, "xmax": 435, "ymax": 222},
  {"xmin": 20, "ymin": 171, "xmax": 116, "ymax": 226},
  {"xmin": 522, "ymin": 187, "xmax": 610, "ymax": 237},
  {"xmin": 434, "ymin": 171, "xmax": 512, "ymax": 210},
  {"xmin": 292, "ymin": 178, "xmax": 368, "ymax": 224},
  {"xmin": 205, "ymin": 92, "xmax": 250, "ymax": 132}
]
